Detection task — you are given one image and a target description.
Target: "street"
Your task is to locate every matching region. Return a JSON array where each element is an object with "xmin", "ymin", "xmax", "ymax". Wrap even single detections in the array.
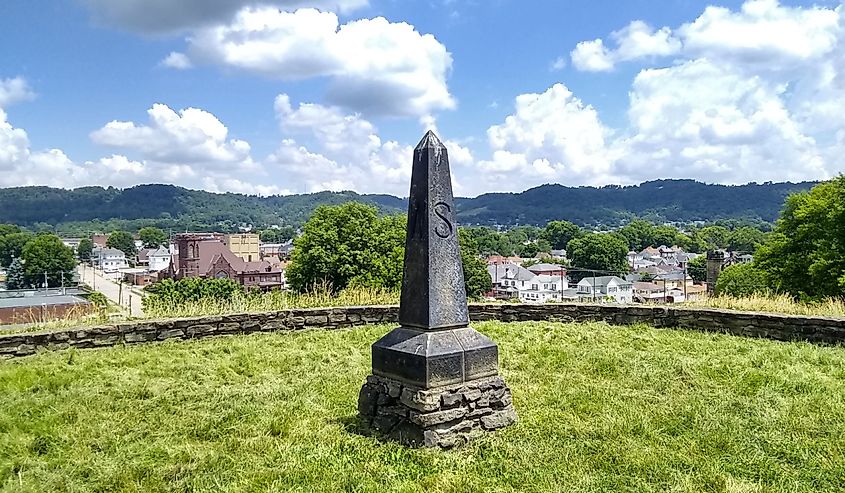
[{"xmin": 77, "ymin": 264, "xmax": 145, "ymax": 317}]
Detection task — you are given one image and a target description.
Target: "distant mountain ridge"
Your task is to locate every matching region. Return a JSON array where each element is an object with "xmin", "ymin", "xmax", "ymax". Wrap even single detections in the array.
[{"xmin": 0, "ymin": 179, "xmax": 817, "ymax": 232}]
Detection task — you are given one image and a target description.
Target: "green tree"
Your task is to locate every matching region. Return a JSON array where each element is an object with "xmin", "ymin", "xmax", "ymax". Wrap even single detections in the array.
[
  {"xmin": 541, "ymin": 221, "xmax": 583, "ymax": 250},
  {"xmin": 687, "ymin": 255, "xmax": 707, "ymax": 283},
  {"xmin": 727, "ymin": 226, "xmax": 766, "ymax": 253},
  {"xmin": 20, "ymin": 234, "xmax": 76, "ymax": 287},
  {"xmin": 0, "ymin": 224, "xmax": 21, "ymax": 237},
  {"xmin": 567, "ymin": 233, "xmax": 629, "ymax": 274},
  {"xmin": 756, "ymin": 176, "xmax": 845, "ymax": 298},
  {"xmin": 696, "ymin": 225, "xmax": 731, "ymax": 251},
  {"xmin": 618, "ymin": 220, "xmax": 655, "ymax": 251},
  {"xmin": 77, "ymin": 238, "xmax": 93, "ymax": 261},
  {"xmin": 138, "ymin": 227, "xmax": 167, "ymax": 249},
  {"xmin": 286, "ymin": 203, "xmax": 403, "ymax": 293},
  {"xmin": 106, "ymin": 230, "xmax": 137, "ymax": 258},
  {"xmin": 0, "ymin": 231, "xmax": 34, "ymax": 267},
  {"xmin": 459, "ymin": 229, "xmax": 492, "ymax": 299},
  {"xmin": 715, "ymin": 263, "xmax": 770, "ymax": 297},
  {"xmin": 260, "ymin": 226, "xmax": 296, "ymax": 243},
  {"xmin": 652, "ymin": 225, "xmax": 682, "ymax": 247},
  {"xmin": 5, "ymin": 257, "xmax": 26, "ymax": 289}
]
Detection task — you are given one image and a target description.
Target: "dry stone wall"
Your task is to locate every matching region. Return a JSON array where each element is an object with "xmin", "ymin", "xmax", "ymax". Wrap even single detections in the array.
[{"xmin": 1, "ymin": 303, "xmax": 844, "ymax": 359}]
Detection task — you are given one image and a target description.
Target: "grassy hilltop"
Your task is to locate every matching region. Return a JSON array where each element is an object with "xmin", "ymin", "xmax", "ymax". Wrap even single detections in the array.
[{"xmin": 1, "ymin": 320, "xmax": 844, "ymax": 492}]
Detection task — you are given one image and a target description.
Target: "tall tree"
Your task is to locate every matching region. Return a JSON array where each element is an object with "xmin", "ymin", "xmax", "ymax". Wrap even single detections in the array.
[
  {"xmin": 459, "ymin": 229, "xmax": 492, "ymax": 299},
  {"xmin": 617, "ymin": 220, "xmax": 656, "ymax": 251},
  {"xmin": 756, "ymin": 176, "xmax": 845, "ymax": 299},
  {"xmin": 138, "ymin": 227, "xmax": 167, "ymax": 249},
  {"xmin": 5, "ymin": 258, "xmax": 26, "ymax": 289},
  {"xmin": 20, "ymin": 234, "xmax": 76, "ymax": 288},
  {"xmin": 715, "ymin": 263, "xmax": 770, "ymax": 297},
  {"xmin": 567, "ymin": 233, "xmax": 629, "ymax": 274},
  {"xmin": 77, "ymin": 238, "xmax": 93, "ymax": 261},
  {"xmin": 687, "ymin": 255, "xmax": 707, "ymax": 283},
  {"xmin": 727, "ymin": 226, "xmax": 766, "ymax": 253},
  {"xmin": 286, "ymin": 203, "xmax": 402, "ymax": 293},
  {"xmin": 106, "ymin": 230, "xmax": 137, "ymax": 258},
  {"xmin": 541, "ymin": 221, "xmax": 583, "ymax": 250},
  {"xmin": 0, "ymin": 231, "xmax": 33, "ymax": 267}
]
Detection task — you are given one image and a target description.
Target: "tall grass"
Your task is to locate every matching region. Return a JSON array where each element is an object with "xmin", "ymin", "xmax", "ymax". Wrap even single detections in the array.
[
  {"xmin": 690, "ymin": 293, "xmax": 845, "ymax": 318},
  {"xmin": 142, "ymin": 285, "xmax": 400, "ymax": 319}
]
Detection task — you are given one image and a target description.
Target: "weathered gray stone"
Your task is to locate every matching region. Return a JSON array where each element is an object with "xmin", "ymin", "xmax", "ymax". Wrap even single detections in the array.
[
  {"xmin": 410, "ymin": 407, "xmax": 467, "ymax": 427},
  {"xmin": 399, "ymin": 387, "xmax": 441, "ymax": 413},
  {"xmin": 124, "ymin": 331, "xmax": 156, "ymax": 343},
  {"xmin": 441, "ymin": 392, "xmax": 463, "ymax": 408},
  {"xmin": 481, "ymin": 406, "xmax": 517, "ymax": 430},
  {"xmin": 157, "ymin": 328, "xmax": 185, "ymax": 340}
]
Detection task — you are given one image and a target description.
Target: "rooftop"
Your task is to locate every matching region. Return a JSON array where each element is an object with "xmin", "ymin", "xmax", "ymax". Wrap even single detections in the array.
[{"xmin": 0, "ymin": 294, "xmax": 89, "ymax": 309}]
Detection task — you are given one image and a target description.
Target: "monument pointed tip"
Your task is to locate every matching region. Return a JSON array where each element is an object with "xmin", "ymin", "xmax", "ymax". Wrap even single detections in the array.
[{"xmin": 415, "ymin": 130, "xmax": 444, "ymax": 150}]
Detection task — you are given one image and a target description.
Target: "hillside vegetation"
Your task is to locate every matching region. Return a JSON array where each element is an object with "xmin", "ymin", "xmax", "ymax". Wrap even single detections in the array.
[{"xmin": 0, "ymin": 179, "xmax": 814, "ymax": 233}]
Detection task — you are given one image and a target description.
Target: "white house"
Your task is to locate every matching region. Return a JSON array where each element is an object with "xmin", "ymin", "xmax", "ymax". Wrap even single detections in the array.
[
  {"xmin": 488, "ymin": 263, "xmax": 572, "ymax": 303},
  {"xmin": 100, "ymin": 248, "xmax": 128, "ymax": 273},
  {"xmin": 518, "ymin": 274, "xmax": 569, "ymax": 303},
  {"xmin": 148, "ymin": 247, "xmax": 171, "ymax": 272},
  {"xmin": 576, "ymin": 276, "xmax": 633, "ymax": 304}
]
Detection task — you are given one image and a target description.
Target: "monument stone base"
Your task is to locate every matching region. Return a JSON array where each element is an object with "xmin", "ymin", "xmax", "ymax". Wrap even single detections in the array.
[{"xmin": 357, "ymin": 374, "xmax": 517, "ymax": 448}]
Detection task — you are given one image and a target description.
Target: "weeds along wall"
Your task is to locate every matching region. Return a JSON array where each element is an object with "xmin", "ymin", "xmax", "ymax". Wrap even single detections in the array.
[{"xmin": 2, "ymin": 303, "xmax": 845, "ymax": 358}]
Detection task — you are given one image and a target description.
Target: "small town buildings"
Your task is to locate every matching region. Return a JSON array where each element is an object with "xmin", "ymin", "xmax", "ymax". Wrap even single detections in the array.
[
  {"xmin": 487, "ymin": 263, "xmax": 573, "ymax": 303},
  {"xmin": 633, "ymin": 281, "xmax": 666, "ymax": 302},
  {"xmin": 60, "ymin": 238, "xmax": 82, "ymax": 250},
  {"xmin": 148, "ymin": 246, "xmax": 171, "ymax": 272},
  {"xmin": 527, "ymin": 263, "xmax": 566, "ymax": 277},
  {"xmin": 576, "ymin": 276, "xmax": 633, "ymax": 304},
  {"xmin": 172, "ymin": 233, "xmax": 284, "ymax": 290},
  {"xmin": 518, "ymin": 274, "xmax": 569, "ymax": 303},
  {"xmin": 99, "ymin": 248, "xmax": 128, "ymax": 273},
  {"xmin": 0, "ymin": 292, "xmax": 92, "ymax": 325},
  {"xmin": 225, "ymin": 233, "xmax": 261, "ymax": 262}
]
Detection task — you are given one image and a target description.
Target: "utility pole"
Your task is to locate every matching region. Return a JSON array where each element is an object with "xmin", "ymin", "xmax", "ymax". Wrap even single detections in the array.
[
  {"xmin": 592, "ymin": 270, "xmax": 597, "ymax": 303},
  {"xmin": 118, "ymin": 279, "xmax": 123, "ymax": 308},
  {"xmin": 44, "ymin": 272, "xmax": 48, "ymax": 293},
  {"xmin": 683, "ymin": 264, "xmax": 688, "ymax": 302},
  {"xmin": 663, "ymin": 275, "xmax": 667, "ymax": 304}
]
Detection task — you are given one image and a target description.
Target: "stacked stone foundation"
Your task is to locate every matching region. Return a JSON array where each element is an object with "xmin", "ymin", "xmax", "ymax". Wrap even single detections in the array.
[{"xmin": 358, "ymin": 374, "xmax": 517, "ymax": 448}]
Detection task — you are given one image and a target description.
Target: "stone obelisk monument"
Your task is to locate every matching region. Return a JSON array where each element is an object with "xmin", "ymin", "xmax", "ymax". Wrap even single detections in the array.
[{"xmin": 358, "ymin": 131, "xmax": 516, "ymax": 448}]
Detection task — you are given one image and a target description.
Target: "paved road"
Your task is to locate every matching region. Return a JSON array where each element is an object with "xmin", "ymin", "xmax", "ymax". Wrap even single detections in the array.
[{"xmin": 77, "ymin": 265, "xmax": 145, "ymax": 317}]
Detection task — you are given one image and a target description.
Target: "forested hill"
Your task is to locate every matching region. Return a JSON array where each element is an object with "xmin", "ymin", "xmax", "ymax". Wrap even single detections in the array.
[
  {"xmin": 0, "ymin": 180, "xmax": 816, "ymax": 233},
  {"xmin": 456, "ymin": 180, "xmax": 816, "ymax": 226}
]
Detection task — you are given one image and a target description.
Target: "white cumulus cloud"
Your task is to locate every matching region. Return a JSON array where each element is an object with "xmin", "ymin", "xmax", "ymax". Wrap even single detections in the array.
[
  {"xmin": 570, "ymin": 21, "xmax": 681, "ymax": 72},
  {"xmin": 171, "ymin": 8, "xmax": 455, "ymax": 118},
  {"xmin": 0, "ymin": 77, "xmax": 35, "ymax": 107},
  {"xmin": 81, "ymin": 0, "xmax": 368, "ymax": 34}
]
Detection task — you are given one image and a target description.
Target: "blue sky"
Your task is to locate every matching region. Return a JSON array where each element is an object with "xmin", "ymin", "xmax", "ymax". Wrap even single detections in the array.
[{"xmin": 1, "ymin": 0, "xmax": 843, "ymax": 197}]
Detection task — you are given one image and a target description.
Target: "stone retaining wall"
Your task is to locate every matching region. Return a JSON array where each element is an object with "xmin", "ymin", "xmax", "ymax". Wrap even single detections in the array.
[{"xmin": 2, "ymin": 303, "xmax": 844, "ymax": 359}]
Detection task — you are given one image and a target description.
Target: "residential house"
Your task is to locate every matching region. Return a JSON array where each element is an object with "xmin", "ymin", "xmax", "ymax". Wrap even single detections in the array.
[
  {"xmin": 518, "ymin": 274, "xmax": 570, "ymax": 303},
  {"xmin": 527, "ymin": 263, "xmax": 566, "ymax": 277},
  {"xmin": 148, "ymin": 247, "xmax": 171, "ymax": 272},
  {"xmin": 633, "ymin": 281, "xmax": 666, "ymax": 303},
  {"xmin": 487, "ymin": 263, "xmax": 535, "ymax": 299},
  {"xmin": 576, "ymin": 276, "xmax": 633, "ymax": 304},
  {"xmin": 99, "ymin": 248, "xmax": 128, "ymax": 273},
  {"xmin": 487, "ymin": 263, "xmax": 573, "ymax": 303}
]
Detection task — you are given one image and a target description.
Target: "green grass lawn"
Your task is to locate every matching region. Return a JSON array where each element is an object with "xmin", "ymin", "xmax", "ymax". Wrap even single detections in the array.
[{"xmin": 1, "ymin": 321, "xmax": 844, "ymax": 493}]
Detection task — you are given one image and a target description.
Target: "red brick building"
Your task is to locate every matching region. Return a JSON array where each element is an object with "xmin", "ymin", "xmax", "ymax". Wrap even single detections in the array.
[{"xmin": 171, "ymin": 233, "xmax": 284, "ymax": 290}]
